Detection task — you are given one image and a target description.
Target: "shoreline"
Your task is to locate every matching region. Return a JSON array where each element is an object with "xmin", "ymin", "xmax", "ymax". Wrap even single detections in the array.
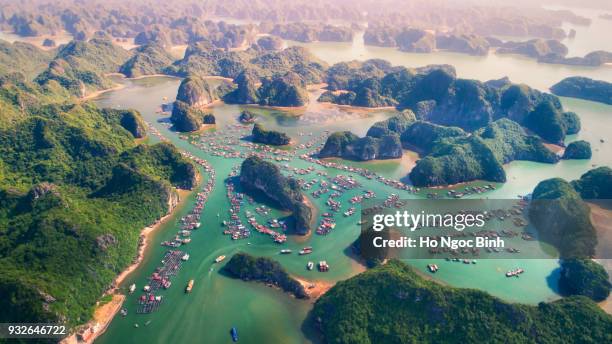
[
  {"xmin": 293, "ymin": 276, "xmax": 334, "ymax": 301},
  {"xmin": 61, "ymin": 187, "xmax": 194, "ymax": 344},
  {"xmin": 588, "ymin": 201, "xmax": 612, "ymax": 315}
]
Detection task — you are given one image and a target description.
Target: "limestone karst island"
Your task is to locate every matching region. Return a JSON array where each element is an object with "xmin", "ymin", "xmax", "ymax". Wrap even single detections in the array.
[{"xmin": 1, "ymin": 0, "xmax": 611, "ymax": 343}]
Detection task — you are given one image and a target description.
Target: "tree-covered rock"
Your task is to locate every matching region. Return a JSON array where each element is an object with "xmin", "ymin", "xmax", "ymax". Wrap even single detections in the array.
[
  {"xmin": 251, "ymin": 123, "xmax": 290, "ymax": 145},
  {"xmin": 223, "ymin": 69, "xmax": 260, "ymax": 104},
  {"xmin": 319, "ymin": 131, "xmax": 403, "ymax": 161},
  {"xmin": 238, "ymin": 110, "xmax": 256, "ymax": 123},
  {"xmin": 119, "ymin": 43, "xmax": 175, "ymax": 78},
  {"xmin": 320, "ymin": 61, "xmax": 579, "ymax": 142},
  {"xmin": 400, "ymin": 121, "xmax": 466, "ymax": 153},
  {"xmin": 270, "ymin": 23, "xmax": 353, "ymax": 43},
  {"xmin": 167, "ymin": 44, "xmax": 327, "ymax": 83},
  {"xmin": 258, "ymin": 72, "xmax": 309, "ymax": 107},
  {"xmin": 312, "ymin": 260, "xmax": 612, "ymax": 344},
  {"xmin": 476, "ymin": 118, "xmax": 559, "ymax": 164},
  {"xmin": 529, "ymin": 178, "xmax": 597, "ymax": 258},
  {"xmin": 571, "ymin": 167, "xmax": 612, "ymax": 199},
  {"xmin": 497, "ymin": 39, "xmax": 568, "ymax": 60},
  {"xmin": 0, "ymin": 40, "xmax": 54, "ymax": 80},
  {"xmin": 562, "ymin": 140, "xmax": 592, "ymax": 160},
  {"xmin": 223, "ymin": 253, "xmax": 307, "ymax": 299},
  {"xmin": 366, "ymin": 111, "xmax": 416, "ymax": 138},
  {"xmin": 409, "ymin": 136, "xmax": 506, "ymax": 186},
  {"xmin": 0, "ymin": 81, "xmax": 196, "ymax": 325},
  {"xmin": 202, "ymin": 113, "xmax": 215, "ymax": 124},
  {"xmin": 435, "ymin": 33, "xmax": 490, "ymax": 55},
  {"xmin": 559, "ymin": 259, "xmax": 611, "ymax": 302},
  {"xmin": 239, "ymin": 156, "xmax": 312, "ymax": 235},
  {"xmin": 551, "ymin": 77, "xmax": 612, "ymax": 105},
  {"xmin": 176, "ymin": 76, "xmax": 226, "ymax": 108},
  {"xmin": 170, "ymin": 100, "xmax": 206, "ymax": 132},
  {"xmin": 256, "ymin": 36, "xmax": 284, "ymax": 51},
  {"xmin": 103, "ymin": 108, "xmax": 147, "ymax": 138},
  {"xmin": 35, "ymin": 38, "xmax": 132, "ymax": 97}
]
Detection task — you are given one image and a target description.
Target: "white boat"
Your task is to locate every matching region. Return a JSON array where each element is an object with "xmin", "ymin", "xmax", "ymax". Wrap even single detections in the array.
[
  {"xmin": 307, "ymin": 262, "xmax": 314, "ymax": 270},
  {"xmin": 215, "ymin": 255, "xmax": 226, "ymax": 263},
  {"xmin": 129, "ymin": 284, "xmax": 136, "ymax": 294},
  {"xmin": 182, "ymin": 253, "xmax": 190, "ymax": 261}
]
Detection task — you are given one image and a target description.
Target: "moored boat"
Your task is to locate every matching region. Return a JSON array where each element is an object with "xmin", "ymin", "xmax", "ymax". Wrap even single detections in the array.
[
  {"xmin": 230, "ymin": 327, "xmax": 238, "ymax": 342},
  {"xmin": 186, "ymin": 279, "xmax": 194, "ymax": 293},
  {"xmin": 215, "ymin": 255, "xmax": 226, "ymax": 263}
]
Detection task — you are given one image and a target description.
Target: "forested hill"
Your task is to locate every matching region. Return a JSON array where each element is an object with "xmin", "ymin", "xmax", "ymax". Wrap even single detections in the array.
[
  {"xmin": 0, "ymin": 66, "xmax": 196, "ymax": 325},
  {"xmin": 312, "ymin": 260, "xmax": 612, "ymax": 344}
]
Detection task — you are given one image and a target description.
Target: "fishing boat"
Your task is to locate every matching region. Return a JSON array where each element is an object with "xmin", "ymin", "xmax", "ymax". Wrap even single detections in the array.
[
  {"xmin": 129, "ymin": 283, "xmax": 136, "ymax": 294},
  {"xmin": 299, "ymin": 247, "xmax": 313, "ymax": 255},
  {"xmin": 307, "ymin": 261, "xmax": 314, "ymax": 270},
  {"xmin": 280, "ymin": 249, "xmax": 292, "ymax": 254},
  {"xmin": 318, "ymin": 261, "xmax": 329, "ymax": 272},
  {"xmin": 185, "ymin": 279, "xmax": 194, "ymax": 293},
  {"xmin": 505, "ymin": 268, "xmax": 524, "ymax": 277},
  {"xmin": 215, "ymin": 255, "xmax": 226, "ymax": 263},
  {"xmin": 230, "ymin": 327, "xmax": 239, "ymax": 342}
]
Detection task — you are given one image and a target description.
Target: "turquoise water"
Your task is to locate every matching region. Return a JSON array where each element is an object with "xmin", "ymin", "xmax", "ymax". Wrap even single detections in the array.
[{"xmin": 94, "ymin": 52, "xmax": 612, "ymax": 343}]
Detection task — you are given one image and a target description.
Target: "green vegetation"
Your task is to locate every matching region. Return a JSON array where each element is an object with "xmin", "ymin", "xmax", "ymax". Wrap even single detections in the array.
[
  {"xmin": 239, "ymin": 156, "xmax": 312, "ymax": 235},
  {"xmin": 551, "ymin": 76, "xmax": 612, "ymax": 105},
  {"xmin": 571, "ymin": 167, "xmax": 612, "ymax": 199},
  {"xmin": 175, "ymin": 76, "xmax": 229, "ymax": 108},
  {"xmin": 529, "ymin": 178, "xmax": 597, "ymax": 258},
  {"xmin": 223, "ymin": 253, "xmax": 307, "ymax": 299},
  {"xmin": 167, "ymin": 44, "xmax": 327, "ymax": 83},
  {"xmin": 103, "ymin": 108, "xmax": 147, "ymax": 138},
  {"xmin": 170, "ymin": 100, "xmax": 212, "ymax": 132},
  {"xmin": 312, "ymin": 260, "xmax": 612, "ymax": 344},
  {"xmin": 525, "ymin": 101, "xmax": 569, "ymax": 145},
  {"xmin": 321, "ymin": 62, "xmax": 578, "ymax": 143},
  {"xmin": 252, "ymin": 123, "xmax": 290, "ymax": 145},
  {"xmin": 0, "ymin": 40, "xmax": 54, "ymax": 79},
  {"xmin": 399, "ymin": 121, "xmax": 466, "ymax": 153},
  {"xmin": 408, "ymin": 119, "xmax": 557, "ymax": 186},
  {"xmin": 238, "ymin": 110, "xmax": 256, "ymax": 123},
  {"xmin": 223, "ymin": 69, "xmax": 260, "ymax": 104},
  {"xmin": 562, "ymin": 140, "xmax": 592, "ymax": 160},
  {"xmin": 35, "ymin": 38, "xmax": 132, "ymax": 97},
  {"xmin": 366, "ymin": 111, "xmax": 415, "ymax": 138},
  {"xmin": 119, "ymin": 43, "xmax": 175, "ymax": 78},
  {"xmin": 270, "ymin": 22, "xmax": 353, "ymax": 43},
  {"xmin": 409, "ymin": 135, "xmax": 506, "ymax": 186},
  {"xmin": 559, "ymin": 259, "xmax": 611, "ymax": 302},
  {"xmin": 258, "ymin": 72, "xmax": 309, "ymax": 107},
  {"xmin": 0, "ymin": 79, "xmax": 196, "ymax": 326},
  {"xmin": 319, "ymin": 131, "xmax": 403, "ymax": 161}
]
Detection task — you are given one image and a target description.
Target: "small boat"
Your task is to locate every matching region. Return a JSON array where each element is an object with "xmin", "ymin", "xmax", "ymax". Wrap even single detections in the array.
[
  {"xmin": 181, "ymin": 253, "xmax": 190, "ymax": 261},
  {"xmin": 280, "ymin": 249, "xmax": 292, "ymax": 254},
  {"xmin": 215, "ymin": 255, "xmax": 226, "ymax": 263},
  {"xmin": 134, "ymin": 323, "xmax": 139, "ymax": 328},
  {"xmin": 143, "ymin": 285, "xmax": 151, "ymax": 292},
  {"xmin": 186, "ymin": 279, "xmax": 194, "ymax": 293},
  {"xmin": 120, "ymin": 308, "xmax": 128, "ymax": 316},
  {"xmin": 230, "ymin": 327, "xmax": 238, "ymax": 342},
  {"xmin": 145, "ymin": 320, "xmax": 151, "ymax": 326},
  {"xmin": 307, "ymin": 261, "xmax": 314, "ymax": 270},
  {"xmin": 129, "ymin": 283, "xmax": 136, "ymax": 294},
  {"xmin": 299, "ymin": 247, "xmax": 313, "ymax": 255}
]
